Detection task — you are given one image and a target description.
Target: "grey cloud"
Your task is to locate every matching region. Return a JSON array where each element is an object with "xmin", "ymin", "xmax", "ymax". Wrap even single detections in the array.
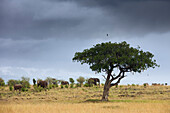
[
  {"xmin": 72, "ymin": 0, "xmax": 170, "ymax": 36},
  {"xmin": 0, "ymin": 0, "xmax": 88, "ymax": 40},
  {"xmin": 0, "ymin": 0, "xmax": 170, "ymax": 40}
]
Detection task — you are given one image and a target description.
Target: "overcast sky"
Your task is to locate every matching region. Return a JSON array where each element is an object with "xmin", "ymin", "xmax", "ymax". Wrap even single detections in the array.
[{"xmin": 0, "ymin": 0, "xmax": 170, "ymax": 85}]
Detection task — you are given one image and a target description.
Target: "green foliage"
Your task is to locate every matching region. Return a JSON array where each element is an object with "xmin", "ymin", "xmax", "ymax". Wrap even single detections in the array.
[
  {"xmin": 76, "ymin": 76, "xmax": 85, "ymax": 87},
  {"xmin": 75, "ymin": 83, "xmax": 81, "ymax": 88},
  {"xmin": 49, "ymin": 84, "xmax": 52, "ymax": 89},
  {"xmin": 82, "ymin": 88, "xmax": 87, "ymax": 92},
  {"xmin": 83, "ymin": 83, "xmax": 89, "ymax": 87},
  {"xmin": 132, "ymin": 84, "xmax": 135, "ymax": 86},
  {"xmin": 69, "ymin": 78, "xmax": 75, "ymax": 84},
  {"xmin": 165, "ymin": 83, "xmax": 168, "ymax": 85},
  {"xmin": 0, "ymin": 78, "xmax": 5, "ymax": 86},
  {"xmin": 7, "ymin": 79, "xmax": 17, "ymax": 86},
  {"xmin": 143, "ymin": 83, "xmax": 147, "ymax": 87},
  {"xmin": 21, "ymin": 76, "xmax": 30, "ymax": 82},
  {"xmin": 21, "ymin": 87, "xmax": 28, "ymax": 92},
  {"xmin": 21, "ymin": 77, "xmax": 30, "ymax": 88},
  {"xmin": 70, "ymin": 84, "xmax": 74, "ymax": 88},
  {"xmin": 52, "ymin": 84, "xmax": 56, "ymax": 88},
  {"xmin": 119, "ymin": 85, "xmax": 123, "ymax": 88},
  {"xmin": 9, "ymin": 86, "xmax": 13, "ymax": 91},
  {"xmin": 101, "ymin": 83, "xmax": 104, "ymax": 86},
  {"xmin": 61, "ymin": 84, "xmax": 63, "ymax": 89},
  {"xmin": 73, "ymin": 41, "xmax": 159, "ymax": 73},
  {"xmin": 22, "ymin": 81, "xmax": 30, "ymax": 88},
  {"xmin": 56, "ymin": 84, "xmax": 58, "ymax": 87},
  {"xmin": 33, "ymin": 86, "xmax": 43, "ymax": 92},
  {"xmin": 65, "ymin": 84, "xmax": 68, "ymax": 88}
]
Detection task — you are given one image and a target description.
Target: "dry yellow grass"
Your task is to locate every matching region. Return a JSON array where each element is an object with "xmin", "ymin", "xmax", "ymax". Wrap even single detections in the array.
[
  {"xmin": 0, "ymin": 102, "xmax": 169, "ymax": 113},
  {"xmin": 0, "ymin": 85, "xmax": 170, "ymax": 113}
]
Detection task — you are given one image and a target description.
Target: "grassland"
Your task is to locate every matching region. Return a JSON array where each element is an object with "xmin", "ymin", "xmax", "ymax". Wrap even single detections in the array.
[{"xmin": 0, "ymin": 85, "xmax": 170, "ymax": 113}]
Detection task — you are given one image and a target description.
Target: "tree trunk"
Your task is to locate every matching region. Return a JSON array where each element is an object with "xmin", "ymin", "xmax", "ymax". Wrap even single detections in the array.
[{"xmin": 102, "ymin": 81, "xmax": 110, "ymax": 101}]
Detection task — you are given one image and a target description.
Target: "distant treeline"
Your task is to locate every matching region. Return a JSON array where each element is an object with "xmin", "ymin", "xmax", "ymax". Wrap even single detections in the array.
[{"xmin": 0, "ymin": 76, "xmax": 101, "ymax": 87}]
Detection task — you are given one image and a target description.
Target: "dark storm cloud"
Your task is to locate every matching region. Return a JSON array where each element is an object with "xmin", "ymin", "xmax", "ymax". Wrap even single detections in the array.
[
  {"xmin": 73, "ymin": 0, "xmax": 170, "ymax": 36},
  {"xmin": 0, "ymin": 0, "xmax": 170, "ymax": 40},
  {"xmin": 0, "ymin": 0, "xmax": 87, "ymax": 39}
]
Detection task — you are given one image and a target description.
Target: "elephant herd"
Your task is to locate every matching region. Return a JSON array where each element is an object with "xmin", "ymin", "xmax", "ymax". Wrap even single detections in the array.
[{"xmin": 14, "ymin": 78, "xmax": 100, "ymax": 91}]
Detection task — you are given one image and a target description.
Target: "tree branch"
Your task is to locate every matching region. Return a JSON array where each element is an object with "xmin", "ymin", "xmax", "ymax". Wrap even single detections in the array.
[
  {"xmin": 110, "ymin": 72, "xmax": 125, "ymax": 87},
  {"xmin": 102, "ymin": 75, "xmax": 107, "ymax": 80},
  {"xmin": 110, "ymin": 71, "xmax": 122, "ymax": 81}
]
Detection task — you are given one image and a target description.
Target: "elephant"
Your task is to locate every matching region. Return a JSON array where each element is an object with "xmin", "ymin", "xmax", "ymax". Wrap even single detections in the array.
[
  {"xmin": 14, "ymin": 84, "xmax": 22, "ymax": 91},
  {"xmin": 37, "ymin": 80, "xmax": 48, "ymax": 88},
  {"xmin": 61, "ymin": 81, "xmax": 69, "ymax": 85},
  {"xmin": 88, "ymin": 78, "xmax": 100, "ymax": 87}
]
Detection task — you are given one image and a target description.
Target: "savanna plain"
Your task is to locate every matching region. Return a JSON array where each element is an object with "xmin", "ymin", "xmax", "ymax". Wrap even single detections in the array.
[{"xmin": 0, "ymin": 85, "xmax": 170, "ymax": 113}]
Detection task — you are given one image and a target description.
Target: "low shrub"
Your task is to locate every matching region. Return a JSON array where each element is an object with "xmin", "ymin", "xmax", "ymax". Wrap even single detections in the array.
[
  {"xmin": 132, "ymin": 84, "xmax": 135, "ymax": 86},
  {"xmin": 65, "ymin": 84, "xmax": 68, "ymax": 88},
  {"xmin": 83, "ymin": 83, "xmax": 89, "ymax": 87},
  {"xmin": 33, "ymin": 86, "xmax": 43, "ymax": 92},
  {"xmin": 101, "ymin": 83, "xmax": 104, "ymax": 86},
  {"xmin": 21, "ymin": 87, "xmax": 28, "ymax": 92},
  {"xmin": 49, "ymin": 84, "xmax": 52, "ymax": 89},
  {"xmin": 143, "ymin": 83, "xmax": 147, "ymax": 87},
  {"xmin": 76, "ymin": 83, "xmax": 81, "ymax": 88},
  {"xmin": 70, "ymin": 84, "xmax": 74, "ymax": 88},
  {"xmin": 61, "ymin": 84, "xmax": 63, "ymax": 89},
  {"xmin": 56, "ymin": 84, "xmax": 58, "ymax": 87},
  {"xmin": 9, "ymin": 86, "xmax": 13, "ymax": 91}
]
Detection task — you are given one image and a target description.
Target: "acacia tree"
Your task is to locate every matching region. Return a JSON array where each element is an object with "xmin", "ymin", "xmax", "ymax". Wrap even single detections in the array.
[{"xmin": 73, "ymin": 41, "xmax": 159, "ymax": 101}]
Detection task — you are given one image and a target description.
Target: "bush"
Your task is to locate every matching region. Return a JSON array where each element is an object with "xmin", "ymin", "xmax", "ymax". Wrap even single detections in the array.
[
  {"xmin": 165, "ymin": 83, "xmax": 168, "ymax": 85},
  {"xmin": 76, "ymin": 83, "xmax": 81, "ymax": 88},
  {"xmin": 56, "ymin": 84, "xmax": 58, "ymax": 87},
  {"xmin": 21, "ymin": 87, "xmax": 27, "ymax": 92},
  {"xmin": 9, "ymin": 86, "xmax": 13, "ymax": 91},
  {"xmin": 132, "ymin": 84, "xmax": 135, "ymax": 86},
  {"xmin": 33, "ymin": 86, "xmax": 44, "ymax": 92},
  {"xmin": 70, "ymin": 84, "xmax": 74, "ymax": 88},
  {"xmin": 49, "ymin": 84, "xmax": 52, "ymax": 89},
  {"xmin": 61, "ymin": 84, "xmax": 63, "ymax": 89},
  {"xmin": 65, "ymin": 84, "xmax": 68, "ymax": 88},
  {"xmin": 22, "ymin": 81, "xmax": 30, "ymax": 88},
  {"xmin": 84, "ymin": 83, "xmax": 89, "ymax": 87},
  {"xmin": 101, "ymin": 83, "xmax": 104, "ymax": 86},
  {"xmin": 1, "ymin": 82, "xmax": 5, "ymax": 86},
  {"xmin": 0, "ymin": 78, "xmax": 5, "ymax": 86},
  {"xmin": 143, "ymin": 83, "xmax": 147, "ymax": 87},
  {"xmin": 119, "ymin": 85, "xmax": 123, "ymax": 88},
  {"xmin": 8, "ymin": 79, "xmax": 16, "ymax": 86},
  {"xmin": 52, "ymin": 84, "xmax": 56, "ymax": 88}
]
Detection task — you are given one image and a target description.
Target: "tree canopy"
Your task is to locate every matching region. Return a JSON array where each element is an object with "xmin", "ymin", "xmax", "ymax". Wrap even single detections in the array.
[{"xmin": 73, "ymin": 41, "xmax": 159, "ymax": 73}]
